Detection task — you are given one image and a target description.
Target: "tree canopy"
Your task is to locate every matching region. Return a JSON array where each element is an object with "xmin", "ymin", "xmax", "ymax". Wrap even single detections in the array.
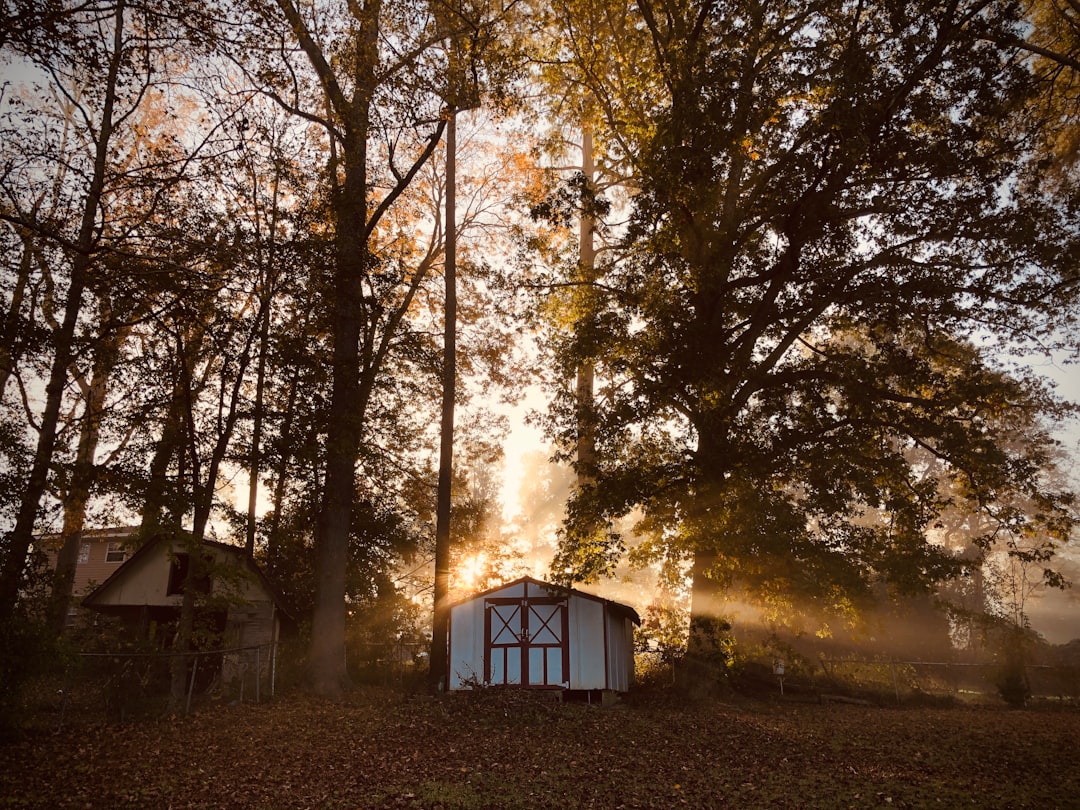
[{"xmin": 535, "ymin": 0, "xmax": 1080, "ymax": 661}]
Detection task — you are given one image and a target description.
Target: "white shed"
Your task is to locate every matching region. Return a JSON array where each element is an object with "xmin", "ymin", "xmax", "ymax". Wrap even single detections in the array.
[{"xmin": 447, "ymin": 576, "xmax": 640, "ymax": 693}]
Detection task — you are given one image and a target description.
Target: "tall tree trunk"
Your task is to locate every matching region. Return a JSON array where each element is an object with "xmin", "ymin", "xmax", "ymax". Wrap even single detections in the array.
[
  {"xmin": 575, "ymin": 123, "xmax": 597, "ymax": 481},
  {"xmin": 309, "ymin": 103, "xmax": 373, "ymax": 701},
  {"xmin": 275, "ymin": 0, "xmax": 447, "ymax": 699},
  {"xmin": 245, "ymin": 300, "xmax": 271, "ymax": 558},
  {"xmin": 0, "ymin": 0, "xmax": 125, "ymax": 617},
  {"xmin": 47, "ymin": 318, "xmax": 131, "ymax": 635},
  {"xmin": 272, "ymin": 0, "xmax": 381, "ymax": 700},
  {"xmin": 681, "ymin": 430, "xmax": 733, "ymax": 693},
  {"xmin": 0, "ymin": 229, "xmax": 36, "ymax": 399},
  {"xmin": 266, "ymin": 366, "xmax": 300, "ymax": 560},
  {"xmin": 681, "ymin": 547, "xmax": 728, "ymax": 693},
  {"xmin": 140, "ymin": 318, "xmax": 209, "ymax": 540},
  {"xmin": 166, "ymin": 276, "xmax": 267, "ymax": 706},
  {"xmin": 430, "ymin": 109, "xmax": 457, "ymax": 691},
  {"xmin": 245, "ymin": 165, "xmax": 281, "ymax": 559},
  {"xmin": 168, "ymin": 327, "xmax": 204, "ymax": 712},
  {"xmin": 167, "ymin": 530, "xmax": 202, "ymax": 713},
  {"xmin": 140, "ymin": 392, "xmax": 184, "ymax": 539}
]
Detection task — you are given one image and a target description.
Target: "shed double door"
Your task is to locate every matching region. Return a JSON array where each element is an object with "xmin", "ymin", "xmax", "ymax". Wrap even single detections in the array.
[{"xmin": 484, "ymin": 597, "xmax": 569, "ymax": 688}]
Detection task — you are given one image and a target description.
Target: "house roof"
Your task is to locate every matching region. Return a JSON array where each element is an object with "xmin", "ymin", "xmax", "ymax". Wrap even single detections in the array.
[
  {"xmin": 453, "ymin": 575, "xmax": 641, "ymax": 625},
  {"xmin": 82, "ymin": 532, "xmax": 290, "ymax": 618},
  {"xmin": 37, "ymin": 524, "xmax": 140, "ymax": 550}
]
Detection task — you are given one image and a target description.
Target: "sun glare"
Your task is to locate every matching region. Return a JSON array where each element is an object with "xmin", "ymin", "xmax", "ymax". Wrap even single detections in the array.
[{"xmin": 455, "ymin": 552, "xmax": 488, "ymax": 595}]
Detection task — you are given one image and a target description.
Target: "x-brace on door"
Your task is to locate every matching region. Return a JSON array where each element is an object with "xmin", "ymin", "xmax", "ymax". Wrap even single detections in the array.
[{"xmin": 484, "ymin": 597, "xmax": 569, "ymax": 688}]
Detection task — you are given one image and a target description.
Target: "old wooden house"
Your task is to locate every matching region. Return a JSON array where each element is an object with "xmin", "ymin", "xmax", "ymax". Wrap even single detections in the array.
[{"xmin": 82, "ymin": 534, "xmax": 287, "ymax": 653}]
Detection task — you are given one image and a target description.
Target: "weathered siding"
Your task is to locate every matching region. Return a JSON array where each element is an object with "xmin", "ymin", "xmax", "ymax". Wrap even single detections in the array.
[
  {"xmin": 88, "ymin": 540, "xmax": 266, "ymax": 608},
  {"xmin": 89, "ymin": 540, "xmax": 178, "ymax": 607},
  {"xmin": 224, "ymin": 600, "xmax": 277, "ymax": 648},
  {"xmin": 82, "ymin": 535, "xmax": 286, "ymax": 660}
]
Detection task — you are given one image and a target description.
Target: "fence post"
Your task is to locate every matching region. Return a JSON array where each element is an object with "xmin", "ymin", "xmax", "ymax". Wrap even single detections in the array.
[
  {"xmin": 890, "ymin": 660, "xmax": 900, "ymax": 704},
  {"xmin": 58, "ymin": 666, "xmax": 71, "ymax": 731},
  {"xmin": 255, "ymin": 646, "xmax": 261, "ymax": 703},
  {"xmin": 271, "ymin": 642, "xmax": 277, "ymax": 698},
  {"xmin": 186, "ymin": 653, "xmax": 198, "ymax": 716}
]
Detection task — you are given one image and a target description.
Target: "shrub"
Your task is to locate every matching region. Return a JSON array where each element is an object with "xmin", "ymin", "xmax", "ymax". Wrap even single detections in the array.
[{"xmin": 996, "ymin": 629, "xmax": 1032, "ymax": 707}]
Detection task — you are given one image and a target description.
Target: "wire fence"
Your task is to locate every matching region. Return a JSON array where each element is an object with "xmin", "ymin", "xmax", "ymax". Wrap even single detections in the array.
[
  {"xmin": 32, "ymin": 640, "xmax": 426, "ymax": 727},
  {"xmin": 29, "ymin": 644, "xmax": 1079, "ymax": 729},
  {"xmin": 46, "ymin": 642, "xmax": 279, "ymax": 727}
]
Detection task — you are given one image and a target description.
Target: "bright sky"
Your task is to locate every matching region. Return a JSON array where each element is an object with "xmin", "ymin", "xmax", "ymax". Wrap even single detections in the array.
[{"xmin": 496, "ymin": 384, "xmax": 550, "ymax": 523}]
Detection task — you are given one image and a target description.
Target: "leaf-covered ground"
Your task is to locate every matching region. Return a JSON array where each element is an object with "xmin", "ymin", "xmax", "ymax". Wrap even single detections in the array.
[{"xmin": 1, "ymin": 688, "xmax": 1077, "ymax": 809}]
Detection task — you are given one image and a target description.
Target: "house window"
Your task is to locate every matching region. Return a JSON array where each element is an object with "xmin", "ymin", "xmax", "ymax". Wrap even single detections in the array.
[
  {"xmin": 166, "ymin": 553, "xmax": 211, "ymax": 596},
  {"xmin": 105, "ymin": 542, "xmax": 127, "ymax": 563},
  {"xmin": 78, "ymin": 543, "xmax": 90, "ymax": 564}
]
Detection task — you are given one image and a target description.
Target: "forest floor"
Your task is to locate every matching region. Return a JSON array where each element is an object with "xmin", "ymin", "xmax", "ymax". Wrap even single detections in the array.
[{"xmin": 1, "ymin": 686, "xmax": 1078, "ymax": 809}]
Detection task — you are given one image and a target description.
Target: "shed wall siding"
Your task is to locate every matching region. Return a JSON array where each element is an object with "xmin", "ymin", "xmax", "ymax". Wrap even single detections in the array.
[
  {"xmin": 213, "ymin": 555, "xmax": 273, "ymax": 603},
  {"xmin": 604, "ymin": 613, "xmax": 634, "ymax": 692},
  {"xmin": 568, "ymin": 596, "xmax": 605, "ymax": 689},
  {"xmin": 448, "ymin": 600, "xmax": 486, "ymax": 689},
  {"xmin": 492, "ymin": 582, "xmax": 527, "ymax": 599}
]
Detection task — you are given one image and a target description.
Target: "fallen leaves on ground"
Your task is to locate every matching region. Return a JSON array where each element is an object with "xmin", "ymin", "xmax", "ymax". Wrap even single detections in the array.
[{"xmin": 1, "ymin": 688, "xmax": 1077, "ymax": 809}]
